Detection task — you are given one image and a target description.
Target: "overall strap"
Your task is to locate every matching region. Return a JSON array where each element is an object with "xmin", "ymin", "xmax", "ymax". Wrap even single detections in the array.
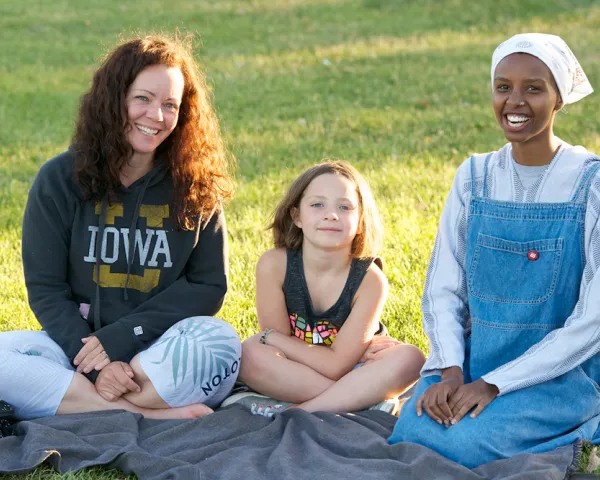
[
  {"xmin": 482, "ymin": 152, "xmax": 493, "ymax": 198},
  {"xmin": 469, "ymin": 155, "xmax": 477, "ymax": 197},
  {"xmin": 469, "ymin": 153, "xmax": 494, "ymax": 198},
  {"xmin": 570, "ymin": 159, "xmax": 600, "ymax": 203}
]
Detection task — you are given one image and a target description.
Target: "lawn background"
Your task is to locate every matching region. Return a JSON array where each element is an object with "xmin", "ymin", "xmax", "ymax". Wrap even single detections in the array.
[{"xmin": 1, "ymin": 0, "xmax": 599, "ymax": 478}]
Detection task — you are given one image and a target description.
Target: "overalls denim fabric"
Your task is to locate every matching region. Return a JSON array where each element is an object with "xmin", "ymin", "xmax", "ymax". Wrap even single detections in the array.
[{"xmin": 388, "ymin": 155, "xmax": 600, "ymax": 468}]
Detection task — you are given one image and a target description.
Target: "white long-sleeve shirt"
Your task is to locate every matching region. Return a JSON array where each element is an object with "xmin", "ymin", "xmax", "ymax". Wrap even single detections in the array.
[{"xmin": 421, "ymin": 141, "xmax": 600, "ymax": 395}]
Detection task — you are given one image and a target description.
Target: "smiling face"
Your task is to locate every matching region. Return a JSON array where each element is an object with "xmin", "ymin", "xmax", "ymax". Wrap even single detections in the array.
[
  {"xmin": 492, "ymin": 53, "xmax": 562, "ymax": 145},
  {"xmin": 293, "ymin": 173, "xmax": 361, "ymax": 253},
  {"xmin": 125, "ymin": 64, "xmax": 185, "ymax": 164}
]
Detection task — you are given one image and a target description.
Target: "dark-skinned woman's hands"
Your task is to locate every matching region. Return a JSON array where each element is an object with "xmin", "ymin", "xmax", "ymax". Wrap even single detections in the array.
[
  {"xmin": 448, "ymin": 378, "xmax": 499, "ymax": 425},
  {"xmin": 416, "ymin": 366, "xmax": 464, "ymax": 425}
]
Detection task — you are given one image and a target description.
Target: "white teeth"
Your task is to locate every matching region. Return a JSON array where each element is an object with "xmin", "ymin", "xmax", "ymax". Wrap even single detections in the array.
[
  {"xmin": 506, "ymin": 114, "xmax": 530, "ymax": 128},
  {"xmin": 136, "ymin": 125, "xmax": 158, "ymax": 136},
  {"xmin": 507, "ymin": 115, "xmax": 529, "ymax": 122}
]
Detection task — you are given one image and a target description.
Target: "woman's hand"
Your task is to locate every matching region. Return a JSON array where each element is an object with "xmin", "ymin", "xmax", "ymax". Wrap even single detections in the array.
[
  {"xmin": 416, "ymin": 366, "xmax": 464, "ymax": 425},
  {"xmin": 95, "ymin": 361, "xmax": 141, "ymax": 402},
  {"xmin": 359, "ymin": 336, "xmax": 401, "ymax": 363},
  {"xmin": 448, "ymin": 378, "xmax": 499, "ymax": 425},
  {"xmin": 73, "ymin": 336, "xmax": 110, "ymax": 373}
]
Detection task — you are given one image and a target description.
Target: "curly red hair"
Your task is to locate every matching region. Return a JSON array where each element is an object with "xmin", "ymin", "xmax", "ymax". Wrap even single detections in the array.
[{"xmin": 72, "ymin": 33, "xmax": 234, "ymax": 229}]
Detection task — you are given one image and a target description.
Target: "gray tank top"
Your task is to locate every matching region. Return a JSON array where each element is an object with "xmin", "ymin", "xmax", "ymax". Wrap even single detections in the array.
[{"xmin": 283, "ymin": 249, "xmax": 387, "ymax": 345}]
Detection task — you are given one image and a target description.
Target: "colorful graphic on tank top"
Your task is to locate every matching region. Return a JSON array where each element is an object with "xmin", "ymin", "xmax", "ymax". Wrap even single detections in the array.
[{"xmin": 289, "ymin": 313, "xmax": 338, "ymax": 345}]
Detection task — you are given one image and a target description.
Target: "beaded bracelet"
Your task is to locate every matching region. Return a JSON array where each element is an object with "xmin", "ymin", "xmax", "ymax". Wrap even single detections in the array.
[{"xmin": 259, "ymin": 328, "xmax": 276, "ymax": 345}]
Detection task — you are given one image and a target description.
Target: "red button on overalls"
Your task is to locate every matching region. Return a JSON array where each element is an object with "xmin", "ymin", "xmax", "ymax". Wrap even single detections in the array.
[{"xmin": 527, "ymin": 250, "xmax": 539, "ymax": 261}]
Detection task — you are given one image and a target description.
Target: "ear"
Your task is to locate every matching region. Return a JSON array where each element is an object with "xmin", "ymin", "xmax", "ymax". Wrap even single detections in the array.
[
  {"xmin": 291, "ymin": 207, "xmax": 302, "ymax": 228},
  {"xmin": 554, "ymin": 97, "xmax": 563, "ymax": 111}
]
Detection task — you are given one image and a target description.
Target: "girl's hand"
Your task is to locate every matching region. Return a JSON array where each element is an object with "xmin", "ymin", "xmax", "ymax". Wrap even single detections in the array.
[
  {"xmin": 448, "ymin": 378, "xmax": 499, "ymax": 425},
  {"xmin": 73, "ymin": 336, "xmax": 110, "ymax": 373},
  {"xmin": 359, "ymin": 336, "xmax": 401, "ymax": 363},
  {"xmin": 416, "ymin": 366, "xmax": 463, "ymax": 425}
]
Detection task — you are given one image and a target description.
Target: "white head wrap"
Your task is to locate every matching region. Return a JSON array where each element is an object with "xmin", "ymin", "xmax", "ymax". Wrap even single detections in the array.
[{"xmin": 491, "ymin": 33, "xmax": 593, "ymax": 105}]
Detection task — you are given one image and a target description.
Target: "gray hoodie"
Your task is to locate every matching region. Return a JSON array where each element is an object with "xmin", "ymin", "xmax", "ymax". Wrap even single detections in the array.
[{"xmin": 22, "ymin": 150, "xmax": 228, "ymax": 380}]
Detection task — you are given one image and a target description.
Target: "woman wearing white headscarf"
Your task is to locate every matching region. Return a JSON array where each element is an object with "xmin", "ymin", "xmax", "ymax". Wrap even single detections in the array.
[{"xmin": 388, "ymin": 33, "xmax": 600, "ymax": 467}]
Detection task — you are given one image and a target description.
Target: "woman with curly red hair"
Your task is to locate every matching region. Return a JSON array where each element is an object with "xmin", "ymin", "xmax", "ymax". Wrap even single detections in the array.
[{"xmin": 0, "ymin": 34, "xmax": 241, "ymax": 420}]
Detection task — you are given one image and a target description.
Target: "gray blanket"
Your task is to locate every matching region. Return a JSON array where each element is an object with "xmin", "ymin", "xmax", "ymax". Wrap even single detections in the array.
[{"xmin": 0, "ymin": 406, "xmax": 577, "ymax": 479}]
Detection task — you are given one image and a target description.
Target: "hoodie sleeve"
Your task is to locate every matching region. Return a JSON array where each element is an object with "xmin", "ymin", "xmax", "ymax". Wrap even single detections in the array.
[
  {"xmin": 22, "ymin": 155, "xmax": 94, "ymax": 365},
  {"xmin": 93, "ymin": 210, "xmax": 228, "ymax": 362}
]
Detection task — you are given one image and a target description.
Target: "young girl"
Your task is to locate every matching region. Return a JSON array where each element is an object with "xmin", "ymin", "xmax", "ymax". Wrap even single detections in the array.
[
  {"xmin": 223, "ymin": 161, "xmax": 425, "ymax": 415},
  {"xmin": 0, "ymin": 35, "xmax": 241, "ymax": 421},
  {"xmin": 388, "ymin": 33, "xmax": 600, "ymax": 467}
]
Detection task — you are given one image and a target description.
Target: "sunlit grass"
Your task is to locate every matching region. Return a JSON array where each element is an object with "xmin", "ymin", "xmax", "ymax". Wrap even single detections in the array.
[{"xmin": 1, "ymin": 0, "xmax": 599, "ymax": 477}]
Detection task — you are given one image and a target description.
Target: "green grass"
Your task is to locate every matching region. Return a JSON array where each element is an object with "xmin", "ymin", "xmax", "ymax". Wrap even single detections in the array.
[{"xmin": 1, "ymin": 0, "xmax": 599, "ymax": 477}]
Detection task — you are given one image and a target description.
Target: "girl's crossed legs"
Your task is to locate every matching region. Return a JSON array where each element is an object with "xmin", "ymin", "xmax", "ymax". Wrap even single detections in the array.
[{"xmin": 239, "ymin": 334, "xmax": 424, "ymax": 413}]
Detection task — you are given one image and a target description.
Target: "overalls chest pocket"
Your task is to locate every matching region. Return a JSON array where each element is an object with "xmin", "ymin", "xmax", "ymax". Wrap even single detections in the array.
[{"xmin": 467, "ymin": 233, "xmax": 563, "ymax": 304}]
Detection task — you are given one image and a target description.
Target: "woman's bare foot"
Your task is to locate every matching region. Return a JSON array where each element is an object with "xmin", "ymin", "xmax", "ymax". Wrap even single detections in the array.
[{"xmin": 57, "ymin": 373, "xmax": 214, "ymax": 420}]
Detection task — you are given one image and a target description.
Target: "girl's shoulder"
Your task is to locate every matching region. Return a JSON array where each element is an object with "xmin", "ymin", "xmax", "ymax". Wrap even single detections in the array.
[
  {"xmin": 259, "ymin": 247, "xmax": 287, "ymax": 262},
  {"xmin": 256, "ymin": 248, "xmax": 287, "ymax": 282},
  {"xmin": 356, "ymin": 260, "xmax": 388, "ymax": 296},
  {"xmin": 349, "ymin": 261, "xmax": 388, "ymax": 310}
]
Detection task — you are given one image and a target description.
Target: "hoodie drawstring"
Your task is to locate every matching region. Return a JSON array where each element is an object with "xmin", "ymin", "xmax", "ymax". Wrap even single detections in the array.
[
  {"xmin": 93, "ymin": 174, "xmax": 153, "ymax": 329},
  {"xmin": 93, "ymin": 196, "xmax": 108, "ymax": 332}
]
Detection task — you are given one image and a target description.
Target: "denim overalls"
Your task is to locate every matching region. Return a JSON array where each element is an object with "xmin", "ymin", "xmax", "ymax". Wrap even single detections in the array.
[{"xmin": 388, "ymin": 155, "xmax": 600, "ymax": 468}]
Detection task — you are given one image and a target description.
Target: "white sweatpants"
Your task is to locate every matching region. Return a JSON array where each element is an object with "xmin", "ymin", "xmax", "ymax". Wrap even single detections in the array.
[{"xmin": 0, "ymin": 316, "xmax": 241, "ymax": 419}]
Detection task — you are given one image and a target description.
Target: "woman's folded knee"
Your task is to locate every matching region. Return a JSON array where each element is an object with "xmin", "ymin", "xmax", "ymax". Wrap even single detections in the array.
[{"xmin": 140, "ymin": 316, "xmax": 241, "ymax": 408}]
